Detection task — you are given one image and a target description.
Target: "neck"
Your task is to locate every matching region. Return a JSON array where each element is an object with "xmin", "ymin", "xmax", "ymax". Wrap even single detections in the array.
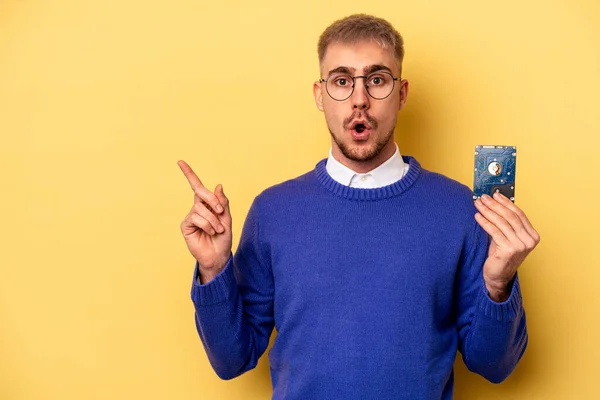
[{"xmin": 331, "ymin": 140, "xmax": 397, "ymax": 173}]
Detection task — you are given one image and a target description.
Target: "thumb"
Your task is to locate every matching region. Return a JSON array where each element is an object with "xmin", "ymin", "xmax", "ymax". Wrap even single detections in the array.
[{"xmin": 214, "ymin": 184, "xmax": 231, "ymax": 220}]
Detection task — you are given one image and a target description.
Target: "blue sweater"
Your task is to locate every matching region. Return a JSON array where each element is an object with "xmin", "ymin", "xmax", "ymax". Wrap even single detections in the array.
[{"xmin": 191, "ymin": 156, "xmax": 527, "ymax": 400}]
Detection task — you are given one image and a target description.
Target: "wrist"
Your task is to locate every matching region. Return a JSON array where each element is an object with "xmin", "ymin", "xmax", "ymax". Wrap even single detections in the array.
[
  {"xmin": 198, "ymin": 270, "xmax": 218, "ymax": 285},
  {"xmin": 485, "ymin": 283, "xmax": 510, "ymax": 302},
  {"xmin": 484, "ymin": 275, "xmax": 514, "ymax": 302},
  {"xmin": 197, "ymin": 256, "xmax": 229, "ymax": 285}
]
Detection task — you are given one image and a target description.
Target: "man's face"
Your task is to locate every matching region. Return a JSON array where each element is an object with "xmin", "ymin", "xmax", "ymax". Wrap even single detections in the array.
[{"xmin": 314, "ymin": 40, "xmax": 408, "ymax": 168}]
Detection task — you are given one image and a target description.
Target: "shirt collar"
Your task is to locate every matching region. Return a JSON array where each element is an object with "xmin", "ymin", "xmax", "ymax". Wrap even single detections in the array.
[{"xmin": 325, "ymin": 143, "xmax": 406, "ymax": 187}]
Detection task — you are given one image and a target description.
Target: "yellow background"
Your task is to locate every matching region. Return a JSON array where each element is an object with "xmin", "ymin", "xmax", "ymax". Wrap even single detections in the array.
[{"xmin": 1, "ymin": 0, "xmax": 598, "ymax": 399}]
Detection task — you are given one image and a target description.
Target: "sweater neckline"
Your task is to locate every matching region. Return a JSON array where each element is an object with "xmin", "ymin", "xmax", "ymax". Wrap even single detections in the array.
[{"xmin": 314, "ymin": 155, "xmax": 422, "ymax": 201}]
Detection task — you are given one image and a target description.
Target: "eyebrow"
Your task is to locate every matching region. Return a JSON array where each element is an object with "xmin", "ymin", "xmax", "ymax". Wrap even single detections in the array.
[
  {"xmin": 363, "ymin": 64, "xmax": 393, "ymax": 75},
  {"xmin": 327, "ymin": 66, "xmax": 353, "ymax": 76},
  {"xmin": 326, "ymin": 64, "xmax": 394, "ymax": 77}
]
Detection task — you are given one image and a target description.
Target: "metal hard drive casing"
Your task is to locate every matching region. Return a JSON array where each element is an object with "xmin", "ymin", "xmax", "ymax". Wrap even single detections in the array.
[{"xmin": 473, "ymin": 145, "xmax": 517, "ymax": 202}]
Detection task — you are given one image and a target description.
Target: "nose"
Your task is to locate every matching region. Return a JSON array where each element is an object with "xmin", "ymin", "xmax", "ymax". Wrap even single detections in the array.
[{"xmin": 351, "ymin": 77, "xmax": 370, "ymax": 110}]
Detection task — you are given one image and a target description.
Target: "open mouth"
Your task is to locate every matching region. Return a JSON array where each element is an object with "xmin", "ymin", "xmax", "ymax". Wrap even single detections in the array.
[
  {"xmin": 349, "ymin": 121, "xmax": 371, "ymax": 141},
  {"xmin": 354, "ymin": 123, "xmax": 366, "ymax": 133}
]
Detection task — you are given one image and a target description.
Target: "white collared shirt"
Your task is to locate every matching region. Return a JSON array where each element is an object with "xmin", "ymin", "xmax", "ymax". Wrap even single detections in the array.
[{"xmin": 325, "ymin": 143, "xmax": 409, "ymax": 188}]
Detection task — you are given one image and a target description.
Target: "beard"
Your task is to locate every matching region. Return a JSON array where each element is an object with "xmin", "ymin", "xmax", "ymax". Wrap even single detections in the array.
[{"xmin": 328, "ymin": 112, "xmax": 395, "ymax": 162}]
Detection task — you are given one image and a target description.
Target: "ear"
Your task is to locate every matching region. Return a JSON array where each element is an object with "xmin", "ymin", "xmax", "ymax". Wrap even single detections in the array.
[
  {"xmin": 314, "ymin": 81, "xmax": 324, "ymax": 111},
  {"xmin": 397, "ymin": 79, "xmax": 409, "ymax": 112}
]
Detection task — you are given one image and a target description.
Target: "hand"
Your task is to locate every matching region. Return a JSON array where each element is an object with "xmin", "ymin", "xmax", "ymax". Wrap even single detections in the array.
[
  {"xmin": 178, "ymin": 160, "xmax": 233, "ymax": 283},
  {"xmin": 474, "ymin": 193, "xmax": 540, "ymax": 302}
]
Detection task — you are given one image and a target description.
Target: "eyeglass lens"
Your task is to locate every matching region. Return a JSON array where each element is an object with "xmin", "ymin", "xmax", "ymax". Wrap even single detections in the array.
[{"xmin": 325, "ymin": 71, "xmax": 395, "ymax": 101}]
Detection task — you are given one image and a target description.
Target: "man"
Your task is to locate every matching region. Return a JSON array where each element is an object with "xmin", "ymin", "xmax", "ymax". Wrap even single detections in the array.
[{"xmin": 178, "ymin": 14, "xmax": 539, "ymax": 400}]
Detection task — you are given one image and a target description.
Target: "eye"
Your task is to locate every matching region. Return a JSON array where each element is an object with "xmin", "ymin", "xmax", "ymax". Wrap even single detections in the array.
[
  {"xmin": 368, "ymin": 75, "xmax": 387, "ymax": 86},
  {"xmin": 334, "ymin": 77, "xmax": 351, "ymax": 87}
]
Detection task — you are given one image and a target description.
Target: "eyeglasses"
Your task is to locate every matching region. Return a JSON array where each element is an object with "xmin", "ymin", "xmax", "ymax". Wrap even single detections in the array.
[{"xmin": 319, "ymin": 71, "xmax": 400, "ymax": 101}]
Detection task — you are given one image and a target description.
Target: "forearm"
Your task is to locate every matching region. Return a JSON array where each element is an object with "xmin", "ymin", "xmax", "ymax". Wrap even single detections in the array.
[
  {"xmin": 190, "ymin": 255, "xmax": 274, "ymax": 380},
  {"xmin": 193, "ymin": 289, "xmax": 260, "ymax": 378},
  {"xmin": 462, "ymin": 277, "xmax": 528, "ymax": 383}
]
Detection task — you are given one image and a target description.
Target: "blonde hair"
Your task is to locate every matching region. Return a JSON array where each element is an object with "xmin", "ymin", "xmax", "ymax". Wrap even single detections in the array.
[{"xmin": 318, "ymin": 14, "xmax": 404, "ymax": 73}]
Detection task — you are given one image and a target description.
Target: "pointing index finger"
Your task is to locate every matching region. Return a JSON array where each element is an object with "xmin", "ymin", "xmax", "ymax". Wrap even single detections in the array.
[
  {"xmin": 177, "ymin": 160, "xmax": 203, "ymax": 190},
  {"xmin": 177, "ymin": 160, "xmax": 224, "ymax": 214}
]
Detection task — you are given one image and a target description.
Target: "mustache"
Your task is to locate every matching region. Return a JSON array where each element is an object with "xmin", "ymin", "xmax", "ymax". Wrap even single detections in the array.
[{"xmin": 343, "ymin": 112, "xmax": 378, "ymax": 130}]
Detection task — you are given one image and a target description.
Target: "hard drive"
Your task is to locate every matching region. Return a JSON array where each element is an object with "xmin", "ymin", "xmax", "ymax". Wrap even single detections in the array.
[{"xmin": 473, "ymin": 145, "xmax": 516, "ymax": 202}]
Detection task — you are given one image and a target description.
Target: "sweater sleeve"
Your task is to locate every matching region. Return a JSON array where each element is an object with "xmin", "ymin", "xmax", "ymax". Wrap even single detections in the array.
[
  {"xmin": 455, "ymin": 219, "xmax": 528, "ymax": 383},
  {"xmin": 190, "ymin": 196, "xmax": 275, "ymax": 380}
]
